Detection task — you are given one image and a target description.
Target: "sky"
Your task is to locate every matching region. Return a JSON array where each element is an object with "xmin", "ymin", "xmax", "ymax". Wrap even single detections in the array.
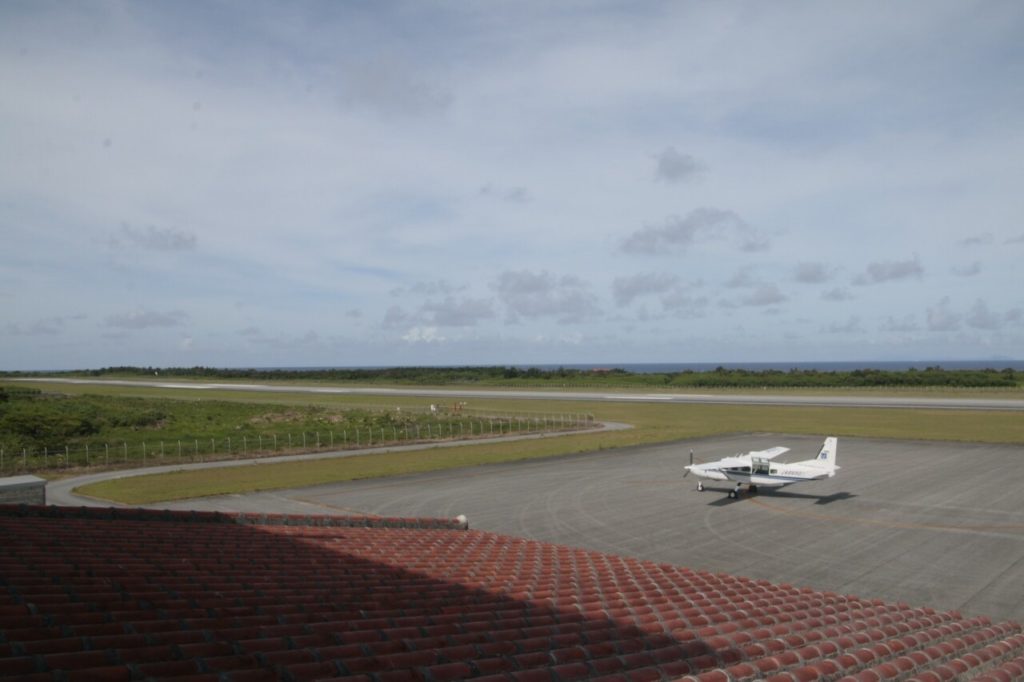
[{"xmin": 2, "ymin": 1, "xmax": 1024, "ymax": 370}]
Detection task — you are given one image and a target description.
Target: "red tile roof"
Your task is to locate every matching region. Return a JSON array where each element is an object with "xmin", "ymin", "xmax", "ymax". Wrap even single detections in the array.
[{"xmin": 1, "ymin": 505, "xmax": 1022, "ymax": 681}]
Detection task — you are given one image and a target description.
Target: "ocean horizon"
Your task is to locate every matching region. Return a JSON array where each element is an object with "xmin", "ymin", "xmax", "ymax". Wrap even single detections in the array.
[{"xmin": 261, "ymin": 360, "xmax": 1024, "ymax": 374}]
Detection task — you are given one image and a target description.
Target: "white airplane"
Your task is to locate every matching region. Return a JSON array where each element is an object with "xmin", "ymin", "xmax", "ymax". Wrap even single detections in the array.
[{"xmin": 685, "ymin": 437, "xmax": 839, "ymax": 498}]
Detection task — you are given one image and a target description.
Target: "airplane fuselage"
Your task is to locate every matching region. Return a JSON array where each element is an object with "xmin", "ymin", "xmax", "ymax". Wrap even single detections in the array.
[{"xmin": 686, "ymin": 437, "xmax": 839, "ymax": 496}]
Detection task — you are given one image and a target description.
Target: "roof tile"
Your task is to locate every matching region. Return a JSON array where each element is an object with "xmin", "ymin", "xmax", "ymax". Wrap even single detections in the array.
[{"xmin": 2, "ymin": 504, "xmax": 1024, "ymax": 682}]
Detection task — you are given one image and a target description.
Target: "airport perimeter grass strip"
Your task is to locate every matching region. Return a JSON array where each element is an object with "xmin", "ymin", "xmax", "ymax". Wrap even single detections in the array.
[{"xmin": 75, "ymin": 400, "xmax": 1024, "ymax": 505}]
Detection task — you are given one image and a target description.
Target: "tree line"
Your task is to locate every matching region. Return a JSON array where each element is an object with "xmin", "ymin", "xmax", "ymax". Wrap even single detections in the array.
[{"xmin": 3, "ymin": 364, "xmax": 1019, "ymax": 388}]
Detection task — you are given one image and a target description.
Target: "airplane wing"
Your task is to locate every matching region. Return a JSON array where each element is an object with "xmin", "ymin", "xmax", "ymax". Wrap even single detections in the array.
[{"xmin": 748, "ymin": 446, "xmax": 789, "ymax": 459}]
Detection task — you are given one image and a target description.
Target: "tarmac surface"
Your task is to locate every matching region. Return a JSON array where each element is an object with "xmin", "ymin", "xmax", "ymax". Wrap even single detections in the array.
[
  {"xmin": 16, "ymin": 376, "xmax": 1024, "ymax": 411},
  {"xmin": 60, "ymin": 433, "xmax": 1024, "ymax": 625}
]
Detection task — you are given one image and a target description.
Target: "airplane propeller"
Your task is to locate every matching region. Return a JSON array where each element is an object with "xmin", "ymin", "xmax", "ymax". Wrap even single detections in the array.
[{"xmin": 683, "ymin": 449, "xmax": 694, "ymax": 477}]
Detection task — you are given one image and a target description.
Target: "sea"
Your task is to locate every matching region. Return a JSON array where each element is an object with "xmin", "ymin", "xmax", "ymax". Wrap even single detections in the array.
[
  {"xmin": 278, "ymin": 360, "xmax": 1024, "ymax": 373},
  {"xmin": 516, "ymin": 361, "xmax": 1024, "ymax": 373}
]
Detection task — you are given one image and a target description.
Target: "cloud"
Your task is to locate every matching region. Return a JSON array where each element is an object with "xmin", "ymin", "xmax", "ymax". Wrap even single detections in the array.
[
  {"xmin": 660, "ymin": 290, "xmax": 710, "ymax": 314},
  {"xmin": 952, "ymin": 262, "xmax": 982, "ymax": 277},
  {"xmin": 794, "ymin": 262, "xmax": 831, "ymax": 284},
  {"xmin": 479, "ymin": 184, "xmax": 530, "ymax": 203},
  {"xmin": 382, "ymin": 305, "xmax": 413, "ymax": 330},
  {"xmin": 493, "ymin": 270, "xmax": 599, "ymax": 324},
  {"xmin": 339, "ymin": 57, "xmax": 453, "ymax": 117},
  {"xmin": 958, "ymin": 233, "xmax": 992, "ymax": 247},
  {"xmin": 392, "ymin": 280, "xmax": 466, "ymax": 297},
  {"xmin": 3, "ymin": 3, "xmax": 1022, "ymax": 367},
  {"xmin": 383, "ymin": 297, "xmax": 495, "ymax": 328},
  {"xmin": 104, "ymin": 310, "xmax": 188, "ymax": 330},
  {"xmin": 420, "ymin": 297, "xmax": 495, "ymax": 327},
  {"xmin": 110, "ymin": 224, "xmax": 197, "ymax": 252},
  {"xmin": 620, "ymin": 208, "xmax": 769, "ymax": 255},
  {"xmin": 6, "ymin": 314, "xmax": 87, "ymax": 336},
  {"xmin": 966, "ymin": 300, "xmax": 1002, "ymax": 330},
  {"xmin": 739, "ymin": 284, "xmax": 787, "ymax": 307},
  {"xmin": 926, "ymin": 297, "xmax": 960, "ymax": 332},
  {"xmin": 825, "ymin": 316, "xmax": 863, "ymax": 334},
  {"xmin": 720, "ymin": 270, "xmax": 787, "ymax": 308},
  {"xmin": 853, "ymin": 257, "xmax": 923, "ymax": 285},
  {"xmin": 654, "ymin": 147, "xmax": 705, "ymax": 183},
  {"xmin": 964, "ymin": 299, "xmax": 1024, "ymax": 331},
  {"xmin": 822, "ymin": 288, "xmax": 854, "ymax": 302},
  {"xmin": 725, "ymin": 270, "xmax": 757, "ymax": 289},
  {"xmin": 402, "ymin": 326, "xmax": 445, "ymax": 343},
  {"xmin": 612, "ymin": 272, "xmax": 678, "ymax": 307},
  {"xmin": 881, "ymin": 315, "xmax": 919, "ymax": 332}
]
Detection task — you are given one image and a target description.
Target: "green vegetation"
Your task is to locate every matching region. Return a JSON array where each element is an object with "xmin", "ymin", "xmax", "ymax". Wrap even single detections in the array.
[
  {"xmin": 5, "ymin": 377, "xmax": 1022, "ymax": 505},
  {"xmin": 73, "ymin": 390, "xmax": 1024, "ymax": 504},
  {"xmin": 0, "ymin": 386, "xmax": 586, "ymax": 474},
  {"xmin": 4, "ymin": 364, "xmax": 1022, "ymax": 389}
]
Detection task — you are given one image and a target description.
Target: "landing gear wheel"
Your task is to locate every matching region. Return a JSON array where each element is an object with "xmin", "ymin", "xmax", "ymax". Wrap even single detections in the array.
[
  {"xmin": 728, "ymin": 489, "xmax": 738, "ymax": 499},
  {"xmin": 697, "ymin": 482, "xmax": 704, "ymax": 492}
]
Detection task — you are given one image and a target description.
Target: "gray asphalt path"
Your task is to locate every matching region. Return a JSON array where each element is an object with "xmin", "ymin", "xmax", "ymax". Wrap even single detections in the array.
[
  {"xmin": 107, "ymin": 434, "xmax": 1024, "ymax": 625},
  {"xmin": 15, "ymin": 377, "xmax": 1024, "ymax": 411},
  {"xmin": 45, "ymin": 421, "xmax": 632, "ymax": 507}
]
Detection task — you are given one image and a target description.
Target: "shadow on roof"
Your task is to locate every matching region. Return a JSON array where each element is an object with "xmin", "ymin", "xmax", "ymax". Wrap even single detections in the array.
[{"xmin": 1, "ymin": 504, "xmax": 1023, "ymax": 681}]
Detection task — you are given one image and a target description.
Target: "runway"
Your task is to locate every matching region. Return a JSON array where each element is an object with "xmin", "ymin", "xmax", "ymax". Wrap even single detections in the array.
[
  {"xmin": 16, "ymin": 377, "xmax": 1024, "ymax": 411},
  {"xmin": 102, "ymin": 434, "xmax": 1024, "ymax": 624}
]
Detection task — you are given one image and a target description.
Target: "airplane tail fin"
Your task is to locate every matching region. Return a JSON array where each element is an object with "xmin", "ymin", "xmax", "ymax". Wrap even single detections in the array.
[{"xmin": 814, "ymin": 437, "xmax": 838, "ymax": 472}]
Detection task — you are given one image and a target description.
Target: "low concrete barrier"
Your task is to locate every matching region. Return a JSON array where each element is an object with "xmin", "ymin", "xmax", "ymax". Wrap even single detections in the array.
[{"xmin": 0, "ymin": 475, "xmax": 46, "ymax": 505}]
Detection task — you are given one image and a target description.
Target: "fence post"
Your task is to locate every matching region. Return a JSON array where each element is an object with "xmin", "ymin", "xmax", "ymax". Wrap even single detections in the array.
[
  {"xmin": 142, "ymin": 441, "xmax": 146, "ymax": 466},
  {"xmin": 85, "ymin": 443, "xmax": 89, "ymax": 467},
  {"xmin": 123, "ymin": 442, "xmax": 128, "ymax": 464},
  {"xmin": 178, "ymin": 440, "xmax": 182, "ymax": 461},
  {"xmin": 105, "ymin": 443, "xmax": 109, "ymax": 466}
]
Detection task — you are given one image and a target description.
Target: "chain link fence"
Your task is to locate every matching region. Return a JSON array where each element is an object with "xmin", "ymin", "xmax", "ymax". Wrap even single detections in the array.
[{"xmin": 0, "ymin": 410, "xmax": 596, "ymax": 476}]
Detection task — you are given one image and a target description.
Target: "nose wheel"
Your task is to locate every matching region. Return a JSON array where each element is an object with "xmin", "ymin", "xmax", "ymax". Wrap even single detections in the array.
[{"xmin": 697, "ymin": 481, "xmax": 704, "ymax": 491}]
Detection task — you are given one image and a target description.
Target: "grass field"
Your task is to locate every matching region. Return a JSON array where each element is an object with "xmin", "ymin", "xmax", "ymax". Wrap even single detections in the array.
[
  {"xmin": 52, "ymin": 378, "xmax": 1024, "ymax": 505},
  {"xmin": 0, "ymin": 382, "xmax": 581, "ymax": 474}
]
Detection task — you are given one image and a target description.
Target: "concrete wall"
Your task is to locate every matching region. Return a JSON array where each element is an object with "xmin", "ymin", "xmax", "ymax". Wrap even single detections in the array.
[{"xmin": 0, "ymin": 475, "xmax": 46, "ymax": 505}]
